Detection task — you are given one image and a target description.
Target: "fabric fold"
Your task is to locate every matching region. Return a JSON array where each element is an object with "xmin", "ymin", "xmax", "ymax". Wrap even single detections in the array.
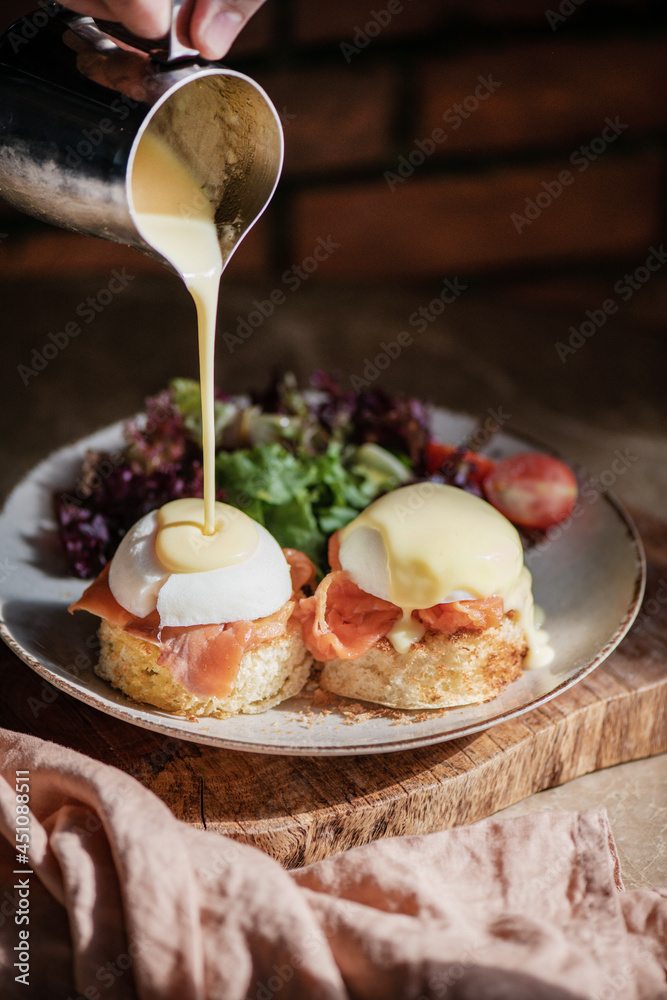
[{"xmin": 0, "ymin": 726, "xmax": 665, "ymax": 1000}]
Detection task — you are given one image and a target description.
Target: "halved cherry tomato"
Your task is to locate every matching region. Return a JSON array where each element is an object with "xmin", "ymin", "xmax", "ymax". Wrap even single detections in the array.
[
  {"xmin": 482, "ymin": 452, "xmax": 578, "ymax": 530},
  {"xmin": 425, "ymin": 441, "xmax": 496, "ymax": 484}
]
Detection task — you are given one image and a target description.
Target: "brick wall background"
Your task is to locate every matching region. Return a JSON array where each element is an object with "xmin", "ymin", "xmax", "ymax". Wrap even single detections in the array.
[{"xmin": 0, "ymin": 0, "xmax": 665, "ymax": 293}]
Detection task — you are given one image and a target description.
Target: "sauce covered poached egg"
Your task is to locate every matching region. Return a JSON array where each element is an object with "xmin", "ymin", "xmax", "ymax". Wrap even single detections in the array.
[{"xmin": 338, "ymin": 483, "xmax": 552, "ymax": 665}]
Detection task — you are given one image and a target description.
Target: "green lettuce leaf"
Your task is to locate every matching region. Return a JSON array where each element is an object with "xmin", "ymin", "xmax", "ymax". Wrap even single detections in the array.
[{"xmin": 215, "ymin": 439, "xmax": 408, "ymax": 574}]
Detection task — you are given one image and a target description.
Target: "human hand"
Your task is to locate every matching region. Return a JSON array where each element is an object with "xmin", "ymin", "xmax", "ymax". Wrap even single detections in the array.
[{"xmin": 60, "ymin": 1, "xmax": 268, "ymax": 60}]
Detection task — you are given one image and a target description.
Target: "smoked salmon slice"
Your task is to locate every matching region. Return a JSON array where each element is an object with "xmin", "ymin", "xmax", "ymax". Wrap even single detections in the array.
[
  {"xmin": 283, "ymin": 548, "xmax": 317, "ymax": 594},
  {"xmin": 69, "ymin": 548, "xmax": 309, "ymax": 699},
  {"xmin": 297, "ymin": 570, "xmax": 400, "ymax": 662},
  {"xmin": 298, "ymin": 567, "xmax": 505, "ymax": 662},
  {"xmin": 328, "ymin": 532, "xmax": 342, "ymax": 572},
  {"xmin": 416, "ymin": 597, "xmax": 504, "ymax": 634}
]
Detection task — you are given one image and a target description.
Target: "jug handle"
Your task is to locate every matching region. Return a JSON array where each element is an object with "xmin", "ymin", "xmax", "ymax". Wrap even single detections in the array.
[{"xmin": 66, "ymin": 0, "xmax": 201, "ymax": 64}]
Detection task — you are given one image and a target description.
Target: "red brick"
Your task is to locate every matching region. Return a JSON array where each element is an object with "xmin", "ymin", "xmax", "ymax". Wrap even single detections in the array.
[
  {"xmin": 0, "ymin": 213, "xmax": 269, "ymax": 279},
  {"xmin": 294, "ymin": 0, "xmax": 447, "ymax": 46},
  {"xmin": 292, "ymin": 152, "xmax": 662, "ymax": 279},
  {"xmin": 495, "ymin": 270, "xmax": 667, "ymax": 327},
  {"xmin": 253, "ymin": 64, "xmax": 397, "ymax": 175},
  {"xmin": 0, "ymin": 231, "xmax": 157, "ymax": 279},
  {"xmin": 492, "ymin": 275, "xmax": 627, "ymax": 310},
  {"xmin": 227, "ymin": 1, "xmax": 274, "ymax": 56},
  {"xmin": 418, "ymin": 38, "xmax": 667, "ymax": 155},
  {"xmin": 444, "ymin": 0, "xmax": 649, "ymax": 21},
  {"xmin": 293, "ymin": 0, "xmax": 649, "ymax": 44},
  {"xmin": 224, "ymin": 213, "xmax": 271, "ymax": 278}
]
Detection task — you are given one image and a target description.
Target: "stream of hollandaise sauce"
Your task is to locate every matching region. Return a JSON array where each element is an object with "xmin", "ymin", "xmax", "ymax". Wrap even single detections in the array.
[
  {"xmin": 131, "ymin": 129, "xmax": 232, "ymax": 571},
  {"xmin": 128, "ymin": 131, "xmax": 552, "ymax": 671}
]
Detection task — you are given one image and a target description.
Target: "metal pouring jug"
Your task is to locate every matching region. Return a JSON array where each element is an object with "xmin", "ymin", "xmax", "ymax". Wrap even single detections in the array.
[{"xmin": 0, "ymin": 1, "xmax": 284, "ymax": 273}]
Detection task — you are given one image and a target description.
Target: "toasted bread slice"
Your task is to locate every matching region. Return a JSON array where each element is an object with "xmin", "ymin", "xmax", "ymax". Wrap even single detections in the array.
[
  {"xmin": 320, "ymin": 611, "xmax": 527, "ymax": 710},
  {"xmin": 95, "ymin": 617, "xmax": 312, "ymax": 718}
]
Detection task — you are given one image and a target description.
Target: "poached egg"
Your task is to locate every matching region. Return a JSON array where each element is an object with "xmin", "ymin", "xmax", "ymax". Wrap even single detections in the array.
[
  {"xmin": 338, "ymin": 483, "xmax": 552, "ymax": 664},
  {"xmin": 109, "ymin": 498, "xmax": 292, "ymax": 627}
]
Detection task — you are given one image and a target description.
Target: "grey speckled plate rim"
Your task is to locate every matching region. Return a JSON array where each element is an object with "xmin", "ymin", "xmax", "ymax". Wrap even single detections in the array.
[{"xmin": 0, "ymin": 413, "xmax": 647, "ymax": 756}]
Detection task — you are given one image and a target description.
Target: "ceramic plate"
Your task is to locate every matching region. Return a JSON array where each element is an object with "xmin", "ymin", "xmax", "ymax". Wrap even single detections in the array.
[{"xmin": 0, "ymin": 411, "xmax": 645, "ymax": 755}]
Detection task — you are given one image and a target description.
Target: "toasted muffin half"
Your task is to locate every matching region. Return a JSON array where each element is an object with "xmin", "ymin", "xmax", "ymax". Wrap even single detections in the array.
[
  {"xmin": 96, "ymin": 617, "xmax": 312, "ymax": 718},
  {"xmin": 319, "ymin": 610, "xmax": 527, "ymax": 710},
  {"xmin": 71, "ymin": 540, "xmax": 317, "ymax": 719}
]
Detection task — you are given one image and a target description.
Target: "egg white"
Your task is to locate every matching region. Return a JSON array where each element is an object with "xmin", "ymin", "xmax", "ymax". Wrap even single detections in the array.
[{"xmin": 108, "ymin": 510, "xmax": 292, "ymax": 627}]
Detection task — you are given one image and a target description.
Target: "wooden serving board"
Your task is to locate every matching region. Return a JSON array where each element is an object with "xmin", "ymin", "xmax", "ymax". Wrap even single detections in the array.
[{"xmin": 0, "ymin": 508, "xmax": 665, "ymax": 869}]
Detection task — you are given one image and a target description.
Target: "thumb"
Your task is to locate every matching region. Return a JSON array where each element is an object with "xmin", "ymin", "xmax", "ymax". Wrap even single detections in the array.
[{"xmin": 187, "ymin": 0, "xmax": 267, "ymax": 60}]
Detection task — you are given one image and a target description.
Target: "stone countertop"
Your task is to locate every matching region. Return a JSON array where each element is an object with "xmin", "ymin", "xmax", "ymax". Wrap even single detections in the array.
[{"xmin": 0, "ymin": 271, "xmax": 665, "ymax": 888}]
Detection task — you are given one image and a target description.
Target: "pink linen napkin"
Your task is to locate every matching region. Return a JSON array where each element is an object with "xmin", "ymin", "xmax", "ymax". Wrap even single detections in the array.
[{"xmin": 0, "ymin": 726, "xmax": 665, "ymax": 1000}]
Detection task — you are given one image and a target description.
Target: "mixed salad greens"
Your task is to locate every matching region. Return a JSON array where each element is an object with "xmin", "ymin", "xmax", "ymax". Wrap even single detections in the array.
[{"xmin": 54, "ymin": 372, "xmax": 493, "ymax": 579}]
